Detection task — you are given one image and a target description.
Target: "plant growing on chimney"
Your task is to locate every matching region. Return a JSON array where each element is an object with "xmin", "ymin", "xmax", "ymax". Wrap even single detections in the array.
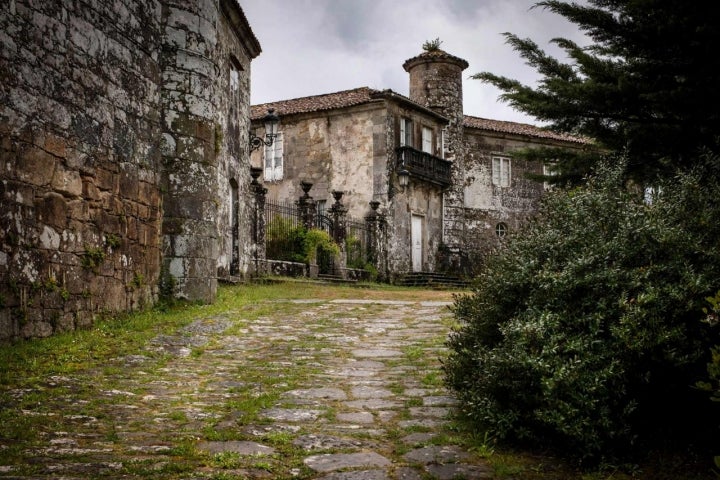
[{"xmin": 422, "ymin": 38, "xmax": 442, "ymax": 51}]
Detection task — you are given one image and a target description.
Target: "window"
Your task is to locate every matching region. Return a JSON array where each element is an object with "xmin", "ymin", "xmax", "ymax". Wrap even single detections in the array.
[
  {"xmin": 229, "ymin": 55, "xmax": 242, "ymax": 92},
  {"xmin": 495, "ymin": 222, "xmax": 508, "ymax": 238},
  {"xmin": 400, "ymin": 117, "xmax": 413, "ymax": 147},
  {"xmin": 264, "ymin": 132, "xmax": 283, "ymax": 182},
  {"xmin": 422, "ymin": 127, "xmax": 433, "ymax": 154},
  {"xmin": 230, "ymin": 68, "xmax": 239, "ymax": 91},
  {"xmin": 492, "ymin": 157, "xmax": 511, "ymax": 187}
]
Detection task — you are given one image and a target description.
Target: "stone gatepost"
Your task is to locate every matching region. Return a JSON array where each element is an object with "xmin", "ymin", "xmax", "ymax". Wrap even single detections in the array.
[
  {"xmin": 329, "ymin": 191, "xmax": 348, "ymax": 278},
  {"xmin": 298, "ymin": 181, "xmax": 317, "ymax": 230},
  {"xmin": 297, "ymin": 181, "xmax": 318, "ymax": 278},
  {"xmin": 366, "ymin": 201, "xmax": 388, "ymax": 282},
  {"xmin": 250, "ymin": 167, "xmax": 267, "ymax": 276}
]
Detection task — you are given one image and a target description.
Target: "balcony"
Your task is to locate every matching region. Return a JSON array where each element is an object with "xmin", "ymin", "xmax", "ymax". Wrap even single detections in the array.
[{"xmin": 396, "ymin": 146, "xmax": 452, "ymax": 188}]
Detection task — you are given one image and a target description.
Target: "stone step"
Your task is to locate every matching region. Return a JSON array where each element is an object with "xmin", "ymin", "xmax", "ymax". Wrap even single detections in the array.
[
  {"xmin": 317, "ymin": 274, "xmax": 358, "ymax": 284},
  {"xmin": 398, "ymin": 272, "xmax": 470, "ymax": 289}
]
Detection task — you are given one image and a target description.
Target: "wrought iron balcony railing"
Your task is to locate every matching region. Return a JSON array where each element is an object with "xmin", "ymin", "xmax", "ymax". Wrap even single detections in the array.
[{"xmin": 396, "ymin": 146, "xmax": 452, "ymax": 188}]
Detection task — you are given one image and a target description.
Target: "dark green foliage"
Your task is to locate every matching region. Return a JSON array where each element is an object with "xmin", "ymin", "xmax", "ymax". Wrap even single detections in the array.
[
  {"xmin": 265, "ymin": 216, "xmax": 339, "ymax": 265},
  {"xmin": 698, "ymin": 292, "xmax": 720, "ymax": 405},
  {"xmin": 444, "ymin": 157, "xmax": 720, "ymax": 463},
  {"xmin": 474, "ymin": 1, "xmax": 720, "ymax": 185},
  {"xmin": 266, "ymin": 217, "xmax": 306, "ymax": 263}
]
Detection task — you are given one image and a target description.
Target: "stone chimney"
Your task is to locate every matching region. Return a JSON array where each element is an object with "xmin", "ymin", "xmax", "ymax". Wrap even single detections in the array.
[{"xmin": 403, "ymin": 49, "xmax": 468, "ymax": 125}]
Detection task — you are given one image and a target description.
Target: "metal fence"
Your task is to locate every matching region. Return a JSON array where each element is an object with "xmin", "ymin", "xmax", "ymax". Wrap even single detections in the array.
[
  {"xmin": 346, "ymin": 218, "xmax": 369, "ymax": 269},
  {"xmin": 263, "ymin": 198, "xmax": 371, "ymax": 271},
  {"xmin": 264, "ymin": 199, "xmax": 304, "ymax": 262}
]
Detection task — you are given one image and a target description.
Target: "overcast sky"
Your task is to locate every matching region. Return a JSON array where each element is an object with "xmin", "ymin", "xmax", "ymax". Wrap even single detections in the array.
[{"xmin": 241, "ymin": 0, "xmax": 588, "ymax": 126}]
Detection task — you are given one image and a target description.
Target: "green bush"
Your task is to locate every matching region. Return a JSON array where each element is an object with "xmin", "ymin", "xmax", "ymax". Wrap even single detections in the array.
[
  {"xmin": 265, "ymin": 216, "xmax": 339, "ymax": 265},
  {"xmin": 444, "ymin": 158, "xmax": 720, "ymax": 464},
  {"xmin": 303, "ymin": 228, "xmax": 339, "ymax": 264},
  {"xmin": 265, "ymin": 216, "xmax": 306, "ymax": 263}
]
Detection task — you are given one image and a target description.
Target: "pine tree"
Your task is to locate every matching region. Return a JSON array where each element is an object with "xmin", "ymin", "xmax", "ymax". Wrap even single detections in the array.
[{"xmin": 476, "ymin": 1, "xmax": 720, "ymax": 185}]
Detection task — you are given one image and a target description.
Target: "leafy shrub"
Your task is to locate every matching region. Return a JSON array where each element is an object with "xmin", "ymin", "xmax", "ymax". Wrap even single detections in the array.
[
  {"xmin": 265, "ymin": 216, "xmax": 306, "ymax": 263},
  {"xmin": 265, "ymin": 216, "xmax": 339, "ymax": 265},
  {"xmin": 303, "ymin": 228, "xmax": 339, "ymax": 263},
  {"xmin": 444, "ymin": 158, "xmax": 720, "ymax": 464}
]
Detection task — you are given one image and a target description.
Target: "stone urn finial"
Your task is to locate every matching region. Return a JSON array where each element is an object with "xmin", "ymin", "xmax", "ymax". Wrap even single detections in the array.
[
  {"xmin": 250, "ymin": 167, "xmax": 262, "ymax": 185},
  {"xmin": 300, "ymin": 181, "xmax": 313, "ymax": 195}
]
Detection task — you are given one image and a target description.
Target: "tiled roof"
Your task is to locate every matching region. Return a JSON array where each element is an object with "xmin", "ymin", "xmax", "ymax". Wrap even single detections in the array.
[
  {"xmin": 464, "ymin": 115, "xmax": 588, "ymax": 144},
  {"xmin": 251, "ymin": 87, "xmax": 379, "ymax": 119},
  {"xmin": 251, "ymin": 87, "xmax": 587, "ymax": 144}
]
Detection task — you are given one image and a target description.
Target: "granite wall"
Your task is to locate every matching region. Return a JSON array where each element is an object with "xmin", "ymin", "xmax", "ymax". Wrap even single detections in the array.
[{"xmin": 0, "ymin": 0, "xmax": 259, "ymax": 341}]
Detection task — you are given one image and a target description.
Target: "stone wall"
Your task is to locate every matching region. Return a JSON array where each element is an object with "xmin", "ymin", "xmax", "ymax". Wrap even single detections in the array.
[
  {"xmin": 160, "ymin": 0, "xmax": 258, "ymax": 301},
  {"xmin": 0, "ymin": 0, "xmax": 259, "ymax": 341},
  {"xmin": 0, "ymin": 0, "xmax": 164, "ymax": 340},
  {"xmin": 251, "ymin": 104, "xmax": 385, "ymax": 220}
]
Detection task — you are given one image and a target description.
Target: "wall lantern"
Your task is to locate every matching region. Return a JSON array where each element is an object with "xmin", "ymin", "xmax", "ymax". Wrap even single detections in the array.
[
  {"xmin": 249, "ymin": 108, "xmax": 280, "ymax": 152},
  {"xmin": 398, "ymin": 167, "xmax": 410, "ymax": 189}
]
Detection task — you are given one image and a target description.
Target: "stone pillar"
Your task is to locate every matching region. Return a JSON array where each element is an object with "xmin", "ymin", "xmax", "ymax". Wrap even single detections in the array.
[
  {"xmin": 297, "ymin": 181, "xmax": 318, "ymax": 278},
  {"xmin": 365, "ymin": 201, "xmax": 382, "ymax": 280},
  {"xmin": 298, "ymin": 181, "xmax": 317, "ymax": 230},
  {"xmin": 329, "ymin": 191, "xmax": 348, "ymax": 278},
  {"xmin": 250, "ymin": 167, "xmax": 267, "ymax": 276},
  {"xmin": 329, "ymin": 191, "xmax": 347, "ymax": 244},
  {"xmin": 366, "ymin": 201, "xmax": 389, "ymax": 282}
]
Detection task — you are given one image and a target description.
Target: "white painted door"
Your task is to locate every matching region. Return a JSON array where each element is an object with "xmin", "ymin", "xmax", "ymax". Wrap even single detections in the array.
[{"xmin": 411, "ymin": 215, "xmax": 423, "ymax": 272}]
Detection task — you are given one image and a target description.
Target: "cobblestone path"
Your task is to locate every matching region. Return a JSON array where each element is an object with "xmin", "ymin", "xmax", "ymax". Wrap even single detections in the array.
[{"xmin": 1, "ymin": 294, "xmax": 494, "ymax": 479}]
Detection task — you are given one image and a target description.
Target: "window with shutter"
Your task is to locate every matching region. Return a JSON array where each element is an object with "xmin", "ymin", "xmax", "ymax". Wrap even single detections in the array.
[
  {"xmin": 400, "ymin": 117, "xmax": 413, "ymax": 147},
  {"xmin": 491, "ymin": 157, "xmax": 511, "ymax": 187},
  {"xmin": 422, "ymin": 127, "xmax": 432, "ymax": 154},
  {"xmin": 264, "ymin": 132, "xmax": 284, "ymax": 182}
]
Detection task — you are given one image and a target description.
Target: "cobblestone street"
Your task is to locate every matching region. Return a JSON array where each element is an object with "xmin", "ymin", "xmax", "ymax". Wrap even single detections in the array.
[{"xmin": 0, "ymin": 289, "xmax": 494, "ymax": 479}]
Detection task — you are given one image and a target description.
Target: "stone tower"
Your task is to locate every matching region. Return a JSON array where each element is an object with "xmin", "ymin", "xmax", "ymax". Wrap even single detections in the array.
[{"xmin": 403, "ymin": 49, "xmax": 469, "ymax": 259}]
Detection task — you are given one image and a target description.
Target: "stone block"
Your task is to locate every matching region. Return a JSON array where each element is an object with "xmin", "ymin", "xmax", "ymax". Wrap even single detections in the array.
[
  {"xmin": 4, "ymin": 180, "xmax": 35, "ymax": 206},
  {"xmin": 37, "ymin": 192, "xmax": 68, "ymax": 229},
  {"xmin": 21, "ymin": 320, "xmax": 53, "ymax": 338},
  {"xmin": 52, "ymin": 165, "xmax": 83, "ymax": 197},
  {"xmin": 45, "ymin": 132, "xmax": 68, "ymax": 158},
  {"xmin": 54, "ymin": 312, "xmax": 76, "ymax": 333},
  {"xmin": 119, "ymin": 163, "xmax": 139, "ymax": 198},
  {"xmin": 75, "ymin": 310, "xmax": 94, "ymax": 329},
  {"xmin": 82, "ymin": 177, "xmax": 101, "ymax": 200},
  {"xmin": 18, "ymin": 146, "xmax": 56, "ymax": 186},
  {"xmin": 96, "ymin": 168, "xmax": 119, "ymax": 193},
  {"xmin": 181, "ymin": 276, "xmax": 216, "ymax": 303},
  {"xmin": 137, "ymin": 178, "xmax": 160, "ymax": 204}
]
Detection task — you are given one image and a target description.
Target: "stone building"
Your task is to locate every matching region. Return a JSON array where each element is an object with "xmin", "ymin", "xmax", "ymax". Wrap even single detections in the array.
[
  {"xmin": 251, "ymin": 48, "xmax": 586, "ymax": 279},
  {"xmin": 0, "ymin": 0, "xmax": 260, "ymax": 340}
]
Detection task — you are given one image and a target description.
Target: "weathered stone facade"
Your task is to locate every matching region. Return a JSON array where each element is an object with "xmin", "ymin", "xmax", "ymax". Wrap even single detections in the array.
[
  {"xmin": 0, "ymin": 0, "xmax": 260, "ymax": 341},
  {"xmin": 250, "ymin": 48, "xmax": 586, "ymax": 280},
  {"xmin": 251, "ymin": 100, "xmax": 387, "ymax": 219}
]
